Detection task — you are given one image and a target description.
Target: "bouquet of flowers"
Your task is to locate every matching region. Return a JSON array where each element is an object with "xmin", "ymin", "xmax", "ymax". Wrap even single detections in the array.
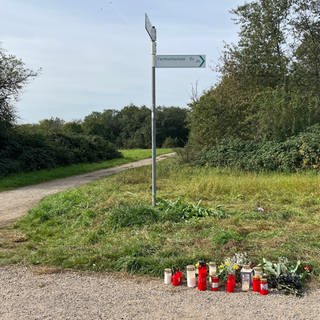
[{"xmin": 218, "ymin": 253, "xmax": 250, "ymax": 282}]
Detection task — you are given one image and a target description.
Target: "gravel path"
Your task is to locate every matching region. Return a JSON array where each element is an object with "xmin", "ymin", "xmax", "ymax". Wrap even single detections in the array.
[
  {"xmin": 1, "ymin": 266, "xmax": 318, "ymax": 320},
  {"xmin": 0, "ymin": 153, "xmax": 175, "ymax": 227}
]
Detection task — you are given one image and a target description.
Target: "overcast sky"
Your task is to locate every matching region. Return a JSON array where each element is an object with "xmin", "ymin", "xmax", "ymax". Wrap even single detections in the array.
[{"xmin": 1, "ymin": 0, "xmax": 243, "ymax": 124}]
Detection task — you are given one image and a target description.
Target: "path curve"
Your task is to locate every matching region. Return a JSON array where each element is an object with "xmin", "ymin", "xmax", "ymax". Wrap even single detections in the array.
[{"xmin": 0, "ymin": 153, "xmax": 175, "ymax": 227}]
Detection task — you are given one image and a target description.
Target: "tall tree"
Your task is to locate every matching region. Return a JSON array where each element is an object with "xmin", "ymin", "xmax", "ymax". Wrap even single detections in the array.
[
  {"xmin": 0, "ymin": 48, "xmax": 37, "ymax": 136},
  {"xmin": 291, "ymin": 0, "xmax": 320, "ymax": 93},
  {"xmin": 221, "ymin": 0, "xmax": 291, "ymax": 89},
  {"xmin": 83, "ymin": 109, "xmax": 119, "ymax": 142},
  {"xmin": 156, "ymin": 107, "xmax": 189, "ymax": 147}
]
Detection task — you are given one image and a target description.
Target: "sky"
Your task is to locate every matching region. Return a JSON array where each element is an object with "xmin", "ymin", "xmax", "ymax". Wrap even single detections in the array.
[{"xmin": 0, "ymin": 0, "xmax": 243, "ymax": 124}]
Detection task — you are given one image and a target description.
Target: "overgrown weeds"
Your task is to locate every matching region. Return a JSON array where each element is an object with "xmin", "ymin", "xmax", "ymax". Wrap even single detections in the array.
[{"xmin": 107, "ymin": 199, "xmax": 228, "ymax": 228}]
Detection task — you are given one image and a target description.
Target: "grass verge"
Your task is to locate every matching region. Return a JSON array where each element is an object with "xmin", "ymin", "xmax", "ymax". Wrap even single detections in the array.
[
  {"xmin": 0, "ymin": 148, "xmax": 172, "ymax": 191},
  {"xmin": 1, "ymin": 159, "xmax": 319, "ymax": 282}
]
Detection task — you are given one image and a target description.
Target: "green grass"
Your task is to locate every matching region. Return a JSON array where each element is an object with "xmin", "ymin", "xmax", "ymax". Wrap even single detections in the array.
[
  {"xmin": 0, "ymin": 148, "xmax": 172, "ymax": 191},
  {"xmin": 1, "ymin": 159, "xmax": 319, "ymax": 281}
]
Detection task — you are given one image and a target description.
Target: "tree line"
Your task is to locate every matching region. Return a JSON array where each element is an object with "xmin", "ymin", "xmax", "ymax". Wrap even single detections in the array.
[{"xmin": 21, "ymin": 105, "xmax": 188, "ymax": 149}]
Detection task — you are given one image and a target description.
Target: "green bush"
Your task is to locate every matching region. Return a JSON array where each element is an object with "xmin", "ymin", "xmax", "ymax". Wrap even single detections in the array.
[
  {"xmin": 194, "ymin": 125, "xmax": 320, "ymax": 172},
  {"xmin": 0, "ymin": 130, "xmax": 121, "ymax": 176}
]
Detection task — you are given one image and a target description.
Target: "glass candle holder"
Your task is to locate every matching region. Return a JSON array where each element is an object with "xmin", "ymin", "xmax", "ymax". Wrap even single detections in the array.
[
  {"xmin": 241, "ymin": 265, "xmax": 252, "ymax": 292},
  {"xmin": 253, "ymin": 266, "xmax": 263, "ymax": 279},
  {"xmin": 164, "ymin": 268, "xmax": 172, "ymax": 285},
  {"xmin": 208, "ymin": 262, "xmax": 217, "ymax": 276},
  {"xmin": 186, "ymin": 265, "xmax": 196, "ymax": 288}
]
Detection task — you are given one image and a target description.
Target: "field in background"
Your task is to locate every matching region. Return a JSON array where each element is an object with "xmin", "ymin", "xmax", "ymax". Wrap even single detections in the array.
[
  {"xmin": 0, "ymin": 149, "xmax": 172, "ymax": 191},
  {"xmin": 1, "ymin": 158, "xmax": 319, "ymax": 282}
]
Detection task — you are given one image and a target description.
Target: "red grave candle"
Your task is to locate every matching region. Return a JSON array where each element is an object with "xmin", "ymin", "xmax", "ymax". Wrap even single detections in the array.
[
  {"xmin": 211, "ymin": 276, "xmax": 219, "ymax": 291},
  {"xmin": 197, "ymin": 264, "xmax": 207, "ymax": 291},
  {"xmin": 172, "ymin": 271, "xmax": 182, "ymax": 286},
  {"xmin": 226, "ymin": 274, "xmax": 236, "ymax": 293},
  {"xmin": 260, "ymin": 278, "xmax": 268, "ymax": 295},
  {"xmin": 252, "ymin": 276, "xmax": 261, "ymax": 292},
  {"xmin": 228, "ymin": 274, "xmax": 236, "ymax": 286}
]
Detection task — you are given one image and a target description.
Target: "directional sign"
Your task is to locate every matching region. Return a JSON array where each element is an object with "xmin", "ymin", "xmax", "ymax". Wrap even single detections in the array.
[
  {"xmin": 145, "ymin": 13, "xmax": 156, "ymax": 41},
  {"xmin": 156, "ymin": 55, "xmax": 206, "ymax": 68}
]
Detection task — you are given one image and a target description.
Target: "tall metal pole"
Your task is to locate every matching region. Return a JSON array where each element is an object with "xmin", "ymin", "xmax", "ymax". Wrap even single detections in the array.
[
  {"xmin": 145, "ymin": 14, "xmax": 157, "ymax": 207},
  {"xmin": 151, "ymin": 36, "xmax": 157, "ymax": 207}
]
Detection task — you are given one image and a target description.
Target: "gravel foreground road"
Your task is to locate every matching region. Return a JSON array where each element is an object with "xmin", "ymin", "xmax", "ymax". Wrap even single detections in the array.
[{"xmin": 1, "ymin": 266, "xmax": 319, "ymax": 320}]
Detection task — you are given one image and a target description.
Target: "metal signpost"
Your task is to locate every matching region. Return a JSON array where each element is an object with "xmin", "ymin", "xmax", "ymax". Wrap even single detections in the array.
[
  {"xmin": 145, "ymin": 13, "xmax": 157, "ymax": 207},
  {"xmin": 145, "ymin": 13, "xmax": 206, "ymax": 206}
]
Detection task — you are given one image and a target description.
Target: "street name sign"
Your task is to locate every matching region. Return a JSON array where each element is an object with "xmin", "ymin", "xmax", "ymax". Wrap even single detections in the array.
[
  {"xmin": 145, "ymin": 13, "xmax": 156, "ymax": 42},
  {"xmin": 156, "ymin": 55, "xmax": 206, "ymax": 68}
]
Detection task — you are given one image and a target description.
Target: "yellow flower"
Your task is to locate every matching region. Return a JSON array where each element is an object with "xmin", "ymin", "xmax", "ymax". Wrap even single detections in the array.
[{"xmin": 233, "ymin": 264, "xmax": 240, "ymax": 270}]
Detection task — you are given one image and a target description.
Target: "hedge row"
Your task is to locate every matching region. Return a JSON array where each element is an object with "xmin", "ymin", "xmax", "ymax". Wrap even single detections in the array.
[
  {"xmin": 194, "ymin": 125, "xmax": 320, "ymax": 172},
  {"xmin": 0, "ymin": 131, "xmax": 121, "ymax": 176}
]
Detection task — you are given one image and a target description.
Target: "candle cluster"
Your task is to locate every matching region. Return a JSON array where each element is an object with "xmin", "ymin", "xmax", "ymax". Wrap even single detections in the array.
[
  {"xmin": 164, "ymin": 262, "xmax": 268, "ymax": 295},
  {"xmin": 164, "ymin": 254, "xmax": 313, "ymax": 296}
]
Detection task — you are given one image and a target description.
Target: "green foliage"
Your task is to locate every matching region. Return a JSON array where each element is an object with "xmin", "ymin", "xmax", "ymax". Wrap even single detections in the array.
[
  {"xmin": 212, "ymin": 229, "xmax": 243, "ymax": 245},
  {"xmin": 222, "ymin": 0, "xmax": 290, "ymax": 89},
  {"xmin": 0, "ymin": 48, "xmax": 37, "ymax": 127},
  {"xmin": 291, "ymin": 0, "xmax": 320, "ymax": 94},
  {"xmin": 161, "ymin": 137, "xmax": 178, "ymax": 148},
  {"xmin": 262, "ymin": 257, "xmax": 313, "ymax": 296},
  {"xmin": 156, "ymin": 107, "xmax": 188, "ymax": 147},
  {"xmin": 156, "ymin": 199, "xmax": 228, "ymax": 221},
  {"xmin": 0, "ymin": 129, "xmax": 121, "ymax": 176},
  {"xmin": 251, "ymin": 88, "xmax": 320, "ymax": 141},
  {"xmin": 82, "ymin": 105, "xmax": 188, "ymax": 149},
  {"xmin": 107, "ymin": 199, "xmax": 228, "ymax": 229},
  {"xmin": 108, "ymin": 204, "xmax": 160, "ymax": 228},
  {"xmin": 187, "ymin": 0, "xmax": 320, "ymax": 159},
  {"xmin": 194, "ymin": 124, "xmax": 320, "ymax": 172},
  {"xmin": 18, "ymin": 105, "xmax": 188, "ymax": 152}
]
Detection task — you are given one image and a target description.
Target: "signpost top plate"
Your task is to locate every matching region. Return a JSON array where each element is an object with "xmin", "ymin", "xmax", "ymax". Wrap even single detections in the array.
[{"xmin": 145, "ymin": 13, "xmax": 156, "ymax": 42}]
